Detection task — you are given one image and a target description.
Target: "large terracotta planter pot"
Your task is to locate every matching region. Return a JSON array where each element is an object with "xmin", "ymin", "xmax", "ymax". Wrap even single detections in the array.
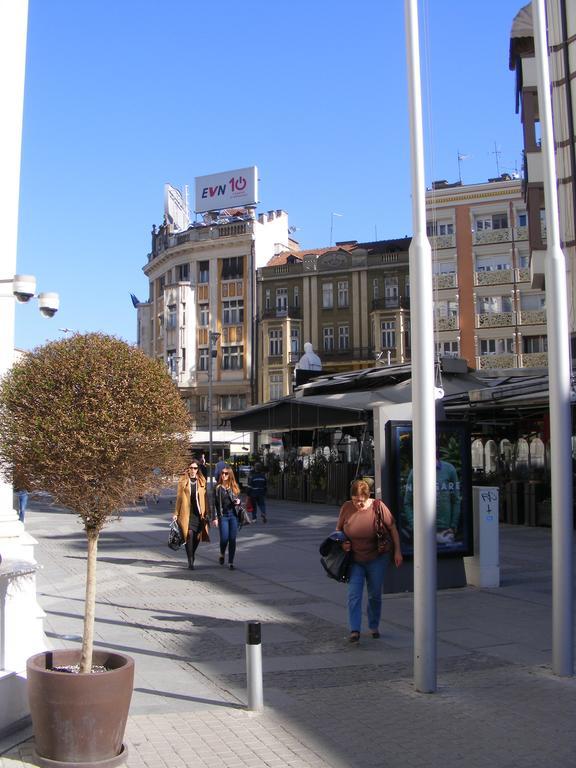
[{"xmin": 27, "ymin": 649, "xmax": 134, "ymax": 768}]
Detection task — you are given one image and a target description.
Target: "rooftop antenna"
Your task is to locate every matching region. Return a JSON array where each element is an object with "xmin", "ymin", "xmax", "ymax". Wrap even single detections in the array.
[
  {"xmin": 330, "ymin": 212, "xmax": 343, "ymax": 246},
  {"xmin": 457, "ymin": 151, "xmax": 469, "ymax": 183},
  {"xmin": 491, "ymin": 141, "xmax": 502, "ymax": 176}
]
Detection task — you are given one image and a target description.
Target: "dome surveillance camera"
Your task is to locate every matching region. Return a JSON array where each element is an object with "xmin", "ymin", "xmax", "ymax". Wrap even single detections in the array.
[
  {"xmin": 13, "ymin": 274, "xmax": 36, "ymax": 303},
  {"xmin": 38, "ymin": 292, "xmax": 59, "ymax": 318}
]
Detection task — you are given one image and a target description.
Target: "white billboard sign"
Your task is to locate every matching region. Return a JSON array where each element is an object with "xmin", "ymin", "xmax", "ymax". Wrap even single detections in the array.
[
  {"xmin": 195, "ymin": 166, "xmax": 258, "ymax": 213},
  {"xmin": 164, "ymin": 183, "xmax": 190, "ymax": 232}
]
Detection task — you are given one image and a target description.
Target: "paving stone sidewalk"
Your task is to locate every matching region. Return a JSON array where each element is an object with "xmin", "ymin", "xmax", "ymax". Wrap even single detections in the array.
[{"xmin": 1, "ymin": 493, "xmax": 575, "ymax": 767}]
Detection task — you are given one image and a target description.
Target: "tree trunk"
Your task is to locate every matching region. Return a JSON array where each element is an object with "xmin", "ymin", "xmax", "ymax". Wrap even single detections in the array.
[{"xmin": 80, "ymin": 531, "xmax": 99, "ymax": 673}]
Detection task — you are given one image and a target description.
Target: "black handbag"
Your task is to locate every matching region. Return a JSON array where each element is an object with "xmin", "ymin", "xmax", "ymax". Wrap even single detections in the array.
[
  {"xmin": 168, "ymin": 519, "xmax": 184, "ymax": 550},
  {"xmin": 319, "ymin": 536, "xmax": 351, "ymax": 583}
]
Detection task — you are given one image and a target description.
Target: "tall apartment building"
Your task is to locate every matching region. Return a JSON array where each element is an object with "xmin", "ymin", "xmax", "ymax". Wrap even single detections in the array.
[
  {"xmin": 257, "ymin": 239, "xmax": 411, "ymax": 401},
  {"xmin": 137, "ymin": 206, "xmax": 291, "ymax": 433},
  {"xmin": 509, "ymin": 1, "xmax": 576, "ymax": 329},
  {"xmin": 426, "ymin": 176, "xmax": 548, "ymax": 370}
]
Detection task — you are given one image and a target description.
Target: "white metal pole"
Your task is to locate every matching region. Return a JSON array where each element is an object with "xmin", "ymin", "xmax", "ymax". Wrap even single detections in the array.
[
  {"xmin": 0, "ymin": 0, "xmax": 28, "ymax": 528},
  {"xmin": 532, "ymin": 0, "xmax": 573, "ymax": 677},
  {"xmin": 208, "ymin": 334, "xmax": 214, "ymax": 496},
  {"xmin": 404, "ymin": 0, "xmax": 437, "ymax": 693}
]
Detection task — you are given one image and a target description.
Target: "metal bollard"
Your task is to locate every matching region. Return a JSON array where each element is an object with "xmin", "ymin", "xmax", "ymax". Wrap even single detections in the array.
[{"xmin": 246, "ymin": 621, "xmax": 263, "ymax": 712}]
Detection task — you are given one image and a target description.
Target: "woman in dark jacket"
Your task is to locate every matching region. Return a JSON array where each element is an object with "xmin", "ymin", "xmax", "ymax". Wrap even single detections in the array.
[{"xmin": 213, "ymin": 467, "xmax": 242, "ymax": 570}]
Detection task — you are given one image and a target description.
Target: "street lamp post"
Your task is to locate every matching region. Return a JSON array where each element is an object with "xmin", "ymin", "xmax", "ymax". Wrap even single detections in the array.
[{"xmin": 208, "ymin": 331, "xmax": 221, "ymax": 494}]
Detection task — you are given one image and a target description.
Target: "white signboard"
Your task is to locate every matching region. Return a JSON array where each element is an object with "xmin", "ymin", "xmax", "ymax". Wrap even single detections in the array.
[
  {"xmin": 195, "ymin": 166, "xmax": 258, "ymax": 213},
  {"xmin": 164, "ymin": 183, "xmax": 190, "ymax": 232}
]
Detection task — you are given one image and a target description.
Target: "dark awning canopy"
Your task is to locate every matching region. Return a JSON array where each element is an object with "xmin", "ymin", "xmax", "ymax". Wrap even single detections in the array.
[{"xmin": 229, "ymin": 397, "xmax": 367, "ymax": 432}]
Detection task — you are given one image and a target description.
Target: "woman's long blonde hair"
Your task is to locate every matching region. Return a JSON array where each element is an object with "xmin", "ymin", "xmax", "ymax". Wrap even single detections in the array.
[{"xmin": 218, "ymin": 466, "xmax": 240, "ymax": 495}]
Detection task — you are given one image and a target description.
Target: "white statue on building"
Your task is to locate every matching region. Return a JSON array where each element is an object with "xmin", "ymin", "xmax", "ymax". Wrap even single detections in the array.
[{"xmin": 296, "ymin": 342, "xmax": 322, "ymax": 371}]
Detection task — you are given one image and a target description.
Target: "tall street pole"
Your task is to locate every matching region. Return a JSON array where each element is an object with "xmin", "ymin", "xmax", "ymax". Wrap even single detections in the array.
[
  {"xmin": 533, "ymin": 0, "xmax": 573, "ymax": 677},
  {"xmin": 208, "ymin": 331, "xmax": 220, "ymax": 496},
  {"xmin": 404, "ymin": 0, "xmax": 437, "ymax": 693}
]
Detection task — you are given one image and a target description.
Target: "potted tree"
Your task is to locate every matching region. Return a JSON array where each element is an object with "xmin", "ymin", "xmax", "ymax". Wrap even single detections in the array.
[{"xmin": 0, "ymin": 333, "xmax": 191, "ymax": 767}]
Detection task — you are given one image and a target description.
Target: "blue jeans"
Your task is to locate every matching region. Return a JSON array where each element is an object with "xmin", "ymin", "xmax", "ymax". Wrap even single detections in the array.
[
  {"xmin": 219, "ymin": 513, "xmax": 238, "ymax": 564},
  {"xmin": 347, "ymin": 554, "xmax": 389, "ymax": 633},
  {"xmin": 18, "ymin": 491, "xmax": 28, "ymax": 523},
  {"xmin": 250, "ymin": 495, "xmax": 266, "ymax": 521}
]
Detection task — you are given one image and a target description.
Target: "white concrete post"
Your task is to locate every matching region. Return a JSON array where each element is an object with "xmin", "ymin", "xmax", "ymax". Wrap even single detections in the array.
[{"xmin": 464, "ymin": 487, "xmax": 500, "ymax": 588}]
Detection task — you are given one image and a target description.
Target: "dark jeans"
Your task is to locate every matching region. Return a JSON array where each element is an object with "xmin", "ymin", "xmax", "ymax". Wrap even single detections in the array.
[
  {"xmin": 219, "ymin": 513, "xmax": 238, "ymax": 564},
  {"xmin": 250, "ymin": 495, "xmax": 266, "ymax": 521}
]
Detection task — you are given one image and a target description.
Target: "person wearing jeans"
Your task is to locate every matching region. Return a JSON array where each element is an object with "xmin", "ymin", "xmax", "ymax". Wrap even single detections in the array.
[
  {"xmin": 213, "ymin": 467, "xmax": 242, "ymax": 569},
  {"xmin": 247, "ymin": 462, "xmax": 267, "ymax": 522},
  {"xmin": 17, "ymin": 489, "xmax": 28, "ymax": 523},
  {"xmin": 336, "ymin": 479, "xmax": 403, "ymax": 643}
]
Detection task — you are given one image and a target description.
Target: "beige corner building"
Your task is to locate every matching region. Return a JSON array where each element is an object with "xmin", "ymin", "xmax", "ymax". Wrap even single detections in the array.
[
  {"xmin": 426, "ymin": 176, "xmax": 548, "ymax": 370},
  {"xmin": 137, "ymin": 207, "xmax": 292, "ymax": 437}
]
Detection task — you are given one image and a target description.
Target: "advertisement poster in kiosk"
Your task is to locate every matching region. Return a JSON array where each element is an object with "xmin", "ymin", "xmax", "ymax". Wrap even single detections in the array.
[{"xmin": 386, "ymin": 421, "xmax": 473, "ymax": 558}]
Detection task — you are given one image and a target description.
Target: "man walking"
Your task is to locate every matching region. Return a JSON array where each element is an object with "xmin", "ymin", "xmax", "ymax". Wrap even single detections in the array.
[{"xmin": 247, "ymin": 462, "xmax": 268, "ymax": 523}]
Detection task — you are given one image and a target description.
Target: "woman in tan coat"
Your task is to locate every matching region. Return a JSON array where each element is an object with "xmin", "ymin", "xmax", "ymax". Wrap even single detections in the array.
[{"xmin": 173, "ymin": 460, "xmax": 209, "ymax": 570}]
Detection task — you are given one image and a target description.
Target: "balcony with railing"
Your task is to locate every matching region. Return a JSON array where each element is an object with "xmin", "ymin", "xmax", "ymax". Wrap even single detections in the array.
[
  {"xmin": 520, "ymin": 352, "xmax": 548, "ymax": 367},
  {"xmin": 371, "ymin": 296, "xmax": 410, "ymax": 311},
  {"xmin": 474, "ymin": 268, "xmax": 514, "ymax": 286},
  {"xmin": 433, "ymin": 273, "xmax": 457, "ymax": 290},
  {"xmin": 476, "ymin": 312, "xmax": 516, "ymax": 328},
  {"xmin": 476, "ymin": 353, "xmax": 518, "ymax": 370},
  {"xmin": 518, "ymin": 309, "xmax": 546, "ymax": 326},
  {"xmin": 261, "ymin": 305, "xmax": 302, "ymax": 320},
  {"xmin": 435, "ymin": 316, "xmax": 458, "ymax": 331},
  {"xmin": 429, "ymin": 233, "xmax": 456, "ymax": 249},
  {"xmin": 473, "ymin": 227, "xmax": 512, "ymax": 245},
  {"xmin": 319, "ymin": 346, "xmax": 375, "ymax": 363},
  {"xmin": 516, "ymin": 267, "xmax": 530, "ymax": 283}
]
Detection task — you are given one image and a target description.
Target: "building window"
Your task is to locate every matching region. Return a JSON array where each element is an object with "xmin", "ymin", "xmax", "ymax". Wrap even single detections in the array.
[
  {"xmin": 381, "ymin": 320, "xmax": 396, "ymax": 349},
  {"xmin": 221, "ymin": 280, "xmax": 243, "ymax": 298},
  {"xmin": 322, "ymin": 282, "xmax": 333, "ymax": 309},
  {"xmin": 522, "ymin": 335, "xmax": 547, "ymax": 353},
  {"xmin": 198, "ymin": 395, "xmax": 208, "ymax": 412},
  {"xmin": 434, "ymin": 300, "xmax": 458, "ymax": 320},
  {"xmin": 166, "ymin": 349, "xmax": 178, "ymax": 376},
  {"xmin": 177, "ymin": 263, "xmax": 190, "ymax": 281},
  {"xmin": 480, "ymin": 338, "xmax": 514, "ymax": 355},
  {"xmin": 475, "ymin": 212, "xmax": 509, "ymax": 230},
  {"xmin": 338, "ymin": 325, "xmax": 350, "ymax": 350},
  {"xmin": 517, "ymin": 211, "xmax": 527, "ymax": 227},
  {"xmin": 519, "ymin": 292, "xmax": 545, "ymax": 310},
  {"xmin": 385, "ymin": 276, "xmax": 398, "ymax": 298},
  {"xmin": 405, "ymin": 276, "xmax": 410, "ymax": 297},
  {"xmin": 159, "ymin": 275, "xmax": 166, "ymax": 292},
  {"xmin": 222, "ymin": 345, "xmax": 244, "ymax": 370},
  {"xmin": 222, "ymin": 326, "xmax": 243, "ymax": 344},
  {"xmin": 323, "ymin": 327, "xmax": 334, "ymax": 351},
  {"xmin": 433, "ymin": 261, "xmax": 456, "ymax": 275},
  {"xmin": 426, "ymin": 220, "xmax": 454, "ymax": 236},
  {"xmin": 223, "ymin": 299, "xmax": 244, "ymax": 324},
  {"xmin": 290, "ymin": 328, "xmax": 300, "ymax": 355},
  {"xmin": 476, "ymin": 296, "xmax": 513, "ymax": 314},
  {"xmin": 269, "ymin": 329, "xmax": 283, "ymax": 356},
  {"xmin": 293, "ymin": 286, "xmax": 300, "ymax": 307},
  {"xmin": 181, "ymin": 348, "xmax": 186, "ymax": 372},
  {"xmin": 198, "ymin": 348, "xmax": 209, "ymax": 371},
  {"xmin": 220, "ymin": 394, "xmax": 247, "ymax": 411},
  {"xmin": 221, "ymin": 256, "xmax": 244, "ymax": 280},
  {"xmin": 166, "ymin": 304, "xmax": 177, "ymax": 331},
  {"xmin": 199, "ymin": 304, "xmax": 209, "ymax": 326},
  {"xmin": 373, "ymin": 279, "xmax": 379, "ymax": 300},
  {"xmin": 276, "ymin": 287, "xmax": 288, "ymax": 312},
  {"xmin": 435, "ymin": 340, "xmax": 460, "ymax": 358},
  {"xmin": 337, "ymin": 281, "xmax": 349, "ymax": 308},
  {"xmin": 198, "ymin": 261, "xmax": 209, "ymax": 283},
  {"xmin": 265, "ymin": 289, "xmax": 271, "ymax": 310},
  {"xmin": 269, "ymin": 374, "xmax": 283, "ymax": 401},
  {"xmin": 476, "ymin": 255, "xmax": 512, "ymax": 271},
  {"xmin": 158, "ymin": 314, "xmax": 164, "ymax": 336}
]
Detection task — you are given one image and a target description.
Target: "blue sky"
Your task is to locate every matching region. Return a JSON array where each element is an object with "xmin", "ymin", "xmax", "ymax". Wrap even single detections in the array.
[{"xmin": 16, "ymin": 0, "xmax": 527, "ymax": 350}]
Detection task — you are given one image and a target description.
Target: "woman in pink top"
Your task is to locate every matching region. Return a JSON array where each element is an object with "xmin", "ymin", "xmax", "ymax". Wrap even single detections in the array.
[{"xmin": 337, "ymin": 479, "xmax": 403, "ymax": 643}]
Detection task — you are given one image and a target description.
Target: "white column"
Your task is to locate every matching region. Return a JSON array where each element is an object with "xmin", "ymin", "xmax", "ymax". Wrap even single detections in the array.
[
  {"xmin": 533, "ymin": 0, "xmax": 573, "ymax": 677},
  {"xmin": 404, "ymin": 0, "xmax": 437, "ymax": 693}
]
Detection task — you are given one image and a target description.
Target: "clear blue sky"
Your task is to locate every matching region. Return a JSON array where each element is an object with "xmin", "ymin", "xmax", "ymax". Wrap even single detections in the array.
[{"xmin": 16, "ymin": 0, "xmax": 526, "ymax": 350}]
